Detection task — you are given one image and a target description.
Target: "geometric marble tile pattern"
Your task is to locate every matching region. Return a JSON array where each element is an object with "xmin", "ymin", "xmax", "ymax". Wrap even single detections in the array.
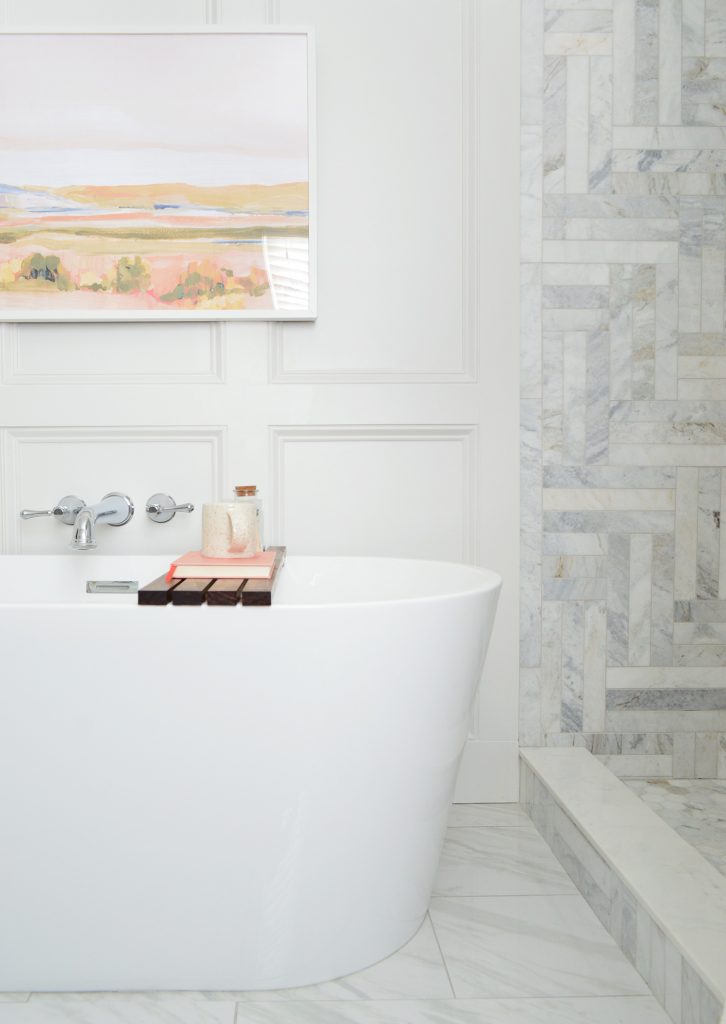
[
  {"xmin": 0, "ymin": 806, "xmax": 673, "ymax": 1024},
  {"xmin": 626, "ymin": 778, "xmax": 726, "ymax": 876},
  {"xmin": 521, "ymin": 0, "xmax": 726, "ymax": 777}
]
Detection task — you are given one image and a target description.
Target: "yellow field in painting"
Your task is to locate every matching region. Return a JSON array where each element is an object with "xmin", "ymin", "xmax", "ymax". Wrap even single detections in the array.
[{"xmin": 0, "ymin": 182, "xmax": 308, "ymax": 312}]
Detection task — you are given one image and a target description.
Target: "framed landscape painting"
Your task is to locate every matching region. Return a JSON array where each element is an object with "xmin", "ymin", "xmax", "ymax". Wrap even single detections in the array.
[{"xmin": 0, "ymin": 29, "xmax": 315, "ymax": 321}]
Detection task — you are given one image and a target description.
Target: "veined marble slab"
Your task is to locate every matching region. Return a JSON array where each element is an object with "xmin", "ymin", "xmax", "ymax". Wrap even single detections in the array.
[
  {"xmin": 429, "ymin": 893, "xmax": 649, "ymax": 999},
  {"xmin": 447, "ymin": 803, "xmax": 531, "ymax": 828},
  {"xmin": 433, "ymin": 825, "xmax": 577, "ymax": 897},
  {"xmin": 625, "ymin": 780, "xmax": 726, "ymax": 879},
  {"xmin": 94, "ymin": 996, "xmax": 672, "ymax": 1024},
  {"xmin": 520, "ymin": 748, "xmax": 726, "ymax": 1008}
]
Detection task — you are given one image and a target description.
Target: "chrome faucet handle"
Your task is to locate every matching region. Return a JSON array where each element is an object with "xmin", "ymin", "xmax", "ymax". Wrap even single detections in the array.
[
  {"xmin": 145, "ymin": 493, "xmax": 195, "ymax": 524},
  {"xmin": 20, "ymin": 495, "xmax": 85, "ymax": 526}
]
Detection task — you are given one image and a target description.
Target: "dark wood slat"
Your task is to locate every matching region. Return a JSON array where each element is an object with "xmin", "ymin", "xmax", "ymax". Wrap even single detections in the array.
[
  {"xmin": 138, "ymin": 574, "xmax": 183, "ymax": 606},
  {"xmin": 242, "ymin": 546, "xmax": 286, "ymax": 607},
  {"xmin": 171, "ymin": 578, "xmax": 214, "ymax": 606},
  {"xmin": 207, "ymin": 578, "xmax": 247, "ymax": 606}
]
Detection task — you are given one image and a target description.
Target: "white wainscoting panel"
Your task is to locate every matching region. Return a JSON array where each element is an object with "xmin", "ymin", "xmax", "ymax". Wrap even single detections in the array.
[
  {"xmin": 1, "ymin": 324, "xmax": 225, "ymax": 385},
  {"xmin": 1, "ymin": 427, "xmax": 224, "ymax": 554},
  {"xmin": 269, "ymin": 425, "xmax": 477, "ymax": 559},
  {"xmin": 269, "ymin": 0, "xmax": 476, "ymax": 382},
  {"xmin": 4, "ymin": 0, "xmax": 206, "ymax": 21}
]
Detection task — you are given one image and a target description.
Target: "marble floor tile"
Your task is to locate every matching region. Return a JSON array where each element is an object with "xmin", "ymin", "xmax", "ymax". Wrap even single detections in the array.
[
  {"xmin": 447, "ymin": 803, "xmax": 531, "ymax": 828},
  {"xmin": 433, "ymin": 827, "xmax": 577, "ymax": 897},
  {"xmin": 1, "ymin": 994, "xmax": 236, "ymax": 1023},
  {"xmin": 233, "ymin": 995, "xmax": 672, "ymax": 1023},
  {"xmin": 208, "ymin": 916, "xmax": 453, "ymax": 1001},
  {"xmin": 625, "ymin": 778, "xmax": 726, "ymax": 877},
  {"xmin": 429, "ymin": 894, "xmax": 650, "ymax": 999}
]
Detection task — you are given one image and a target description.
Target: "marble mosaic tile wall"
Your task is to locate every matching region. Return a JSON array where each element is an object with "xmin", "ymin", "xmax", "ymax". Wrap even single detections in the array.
[{"xmin": 520, "ymin": 0, "xmax": 726, "ymax": 778}]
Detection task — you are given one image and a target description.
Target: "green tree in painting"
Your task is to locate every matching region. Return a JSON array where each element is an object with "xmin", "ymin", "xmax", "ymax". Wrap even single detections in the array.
[
  {"xmin": 20, "ymin": 252, "xmax": 72, "ymax": 290},
  {"xmin": 115, "ymin": 256, "xmax": 151, "ymax": 293}
]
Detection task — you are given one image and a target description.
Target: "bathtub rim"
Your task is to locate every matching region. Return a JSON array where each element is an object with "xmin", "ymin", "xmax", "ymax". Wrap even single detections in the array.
[{"xmin": 0, "ymin": 553, "xmax": 502, "ymax": 611}]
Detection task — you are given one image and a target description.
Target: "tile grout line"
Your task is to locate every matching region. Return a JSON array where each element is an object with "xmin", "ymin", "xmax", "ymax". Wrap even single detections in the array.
[{"xmin": 426, "ymin": 909, "xmax": 457, "ymax": 999}]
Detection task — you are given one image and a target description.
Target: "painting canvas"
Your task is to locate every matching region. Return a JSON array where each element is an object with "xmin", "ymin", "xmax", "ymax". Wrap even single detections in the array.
[{"xmin": 0, "ymin": 30, "xmax": 314, "ymax": 321}]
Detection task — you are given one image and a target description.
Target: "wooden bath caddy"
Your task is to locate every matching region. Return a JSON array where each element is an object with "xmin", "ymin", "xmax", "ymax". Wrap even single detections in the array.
[{"xmin": 138, "ymin": 546, "xmax": 286, "ymax": 608}]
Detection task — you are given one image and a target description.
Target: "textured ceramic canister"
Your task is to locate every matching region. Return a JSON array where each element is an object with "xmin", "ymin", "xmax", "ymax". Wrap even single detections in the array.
[{"xmin": 201, "ymin": 486, "xmax": 262, "ymax": 558}]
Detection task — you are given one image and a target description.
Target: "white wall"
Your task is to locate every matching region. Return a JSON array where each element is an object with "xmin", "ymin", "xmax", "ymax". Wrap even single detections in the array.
[{"xmin": 0, "ymin": 0, "xmax": 520, "ymax": 801}]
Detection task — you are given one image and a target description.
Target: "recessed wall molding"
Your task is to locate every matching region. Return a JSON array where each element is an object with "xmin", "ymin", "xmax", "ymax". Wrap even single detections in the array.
[
  {"xmin": 0, "ymin": 324, "xmax": 227, "ymax": 386},
  {"xmin": 268, "ymin": 0, "xmax": 479, "ymax": 385},
  {"xmin": 269, "ymin": 423, "xmax": 478, "ymax": 561},
  {"xmin": 0, "ymin": 425, "xmax": 225, "ymax": 553}
]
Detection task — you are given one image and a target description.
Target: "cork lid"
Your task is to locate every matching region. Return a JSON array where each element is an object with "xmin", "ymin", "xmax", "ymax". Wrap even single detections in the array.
[{"xmin": 235, "ymin": 485, "xmax": 257, "ymax": 496}]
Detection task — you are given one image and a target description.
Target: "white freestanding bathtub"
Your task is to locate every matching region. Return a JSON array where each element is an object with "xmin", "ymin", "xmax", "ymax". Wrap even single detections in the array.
[{"xmin": 0, "ymin": 554, "xmax": 501, "ymax": 992}]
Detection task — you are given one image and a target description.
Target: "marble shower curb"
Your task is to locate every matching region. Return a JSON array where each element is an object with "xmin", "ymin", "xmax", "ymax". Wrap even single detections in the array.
[{"xmin": 520, "ymin": 747, "xmax": 726, "ymax": 1024}]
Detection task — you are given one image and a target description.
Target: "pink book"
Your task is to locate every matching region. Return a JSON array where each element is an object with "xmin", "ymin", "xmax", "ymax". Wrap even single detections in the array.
[{"xmin": 166, "ymin": 550, "xmax": 276, "ymax": 582}]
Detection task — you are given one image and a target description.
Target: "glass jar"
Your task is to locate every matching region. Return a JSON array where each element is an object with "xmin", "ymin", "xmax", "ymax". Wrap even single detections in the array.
[{"xmin": 234, "ymin": 485, "xmax": 263, "ymax": 555}]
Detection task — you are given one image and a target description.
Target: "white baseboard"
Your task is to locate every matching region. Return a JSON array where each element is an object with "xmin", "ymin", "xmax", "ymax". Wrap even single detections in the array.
[{"xmin": 454, "ymin": 740, "xmax": 519, "ymax": 803}]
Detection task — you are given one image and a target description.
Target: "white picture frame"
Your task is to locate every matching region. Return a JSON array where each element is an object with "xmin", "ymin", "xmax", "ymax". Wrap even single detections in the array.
[{"xmin": 0, "ymin": 27, "xmax": 316, "ymax": 322}]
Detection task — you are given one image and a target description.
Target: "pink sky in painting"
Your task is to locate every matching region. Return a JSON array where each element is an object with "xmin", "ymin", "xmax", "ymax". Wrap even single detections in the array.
[{"xmin": 0, "ymin": 32, "xmax": 309, "ymax": 186}]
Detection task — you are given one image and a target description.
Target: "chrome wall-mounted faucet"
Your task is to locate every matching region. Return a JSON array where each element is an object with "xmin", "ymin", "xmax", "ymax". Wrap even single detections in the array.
[
  {"xmin": 20, "ymin": 492, "xmax": 134, "ymax": 550},
  {"xmin": 71, "ymin": 493, "xmax": 134, "ymax": 550}
]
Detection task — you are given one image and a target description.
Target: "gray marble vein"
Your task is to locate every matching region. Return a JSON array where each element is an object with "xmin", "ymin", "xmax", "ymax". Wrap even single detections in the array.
[
  {"xmin": 701, "ymin": 198, "xmax": 725, "ymax": 332},
  {"xmin": 680, "ymin": 198, "xmax": 704, "ymax": 334},
  {"xmin": 544, "ymin": 57, "xmax": 567, "ymax": 193},
  {"xmin": 609, "ymin": 399, "xmax": 726, "ymax": 422},
  {"xmin": 543, "ymin": 332, "xmax": 564, "ymax": 465},
  {"xmin": 607, "ymin": 533, "xmax": 631, "ymax": 667},
  {"xmin": 609, "ymin": 263, "xmax": 634, "ymax": 401},
  {"xmin": 607, "ymin": 688, "xmax": 726, "ymax": 709},
  {"xmin": 521, "ymin": 530, "xmax": 543, "ymax": 667},
  {"xmin": 561, "ymin": 331, "xmax": 589, "ymax": 464},
  {"xmin": 543, "ymin": 195, "xmax": 679, "ymax": 218},
  {"xmin": 654, "ymin": 262, "xmax": 678, "ymax": 399},
  {"xmin": 543, "ymin": 554, "xmax": 608, "ymax": 579},
  {"xmin": 542, "ymin": 601, "xmax": 564, "ymax": 738},
  {"xmin": 11, "ymin": 996, "xmax": 236, "ymax": 1023},
  {"xmin": 561, "ymin": 601, "xmax": 585, "ymax": 731},
  {"xmin": 589, "ymin": 57, "xmax": 613, "ymax": 193},
  {"xmin": 625, "ymin": 779, "xmax": 726, "ymax": 877},
  {"xmin": 230, "ymin": 996, "xmax": 677, "ymax": 1023},
  {"xmin": 428, "ymin": 894, "xmax": 650, "ymax": 1000},
  {"xmin": 585, "ymin": 328, "xmax": 610, "ymax": 462},
  {"xmin": 613, "ymin": 171, "xmax": 726, "ymax": 195},
  {"xmin": 447, "ymin": 804, "xmax": 531, "ymax": 828},
  {"xmin": 227, "ymin": 917, "xmax": 452, "ymax": 1002},
  {"xmin": 650, "ymin": 532, "xmax": 675, "ymax": 665},
  {"xmin": 679, "ymin": 332, "xmax": 726, "ymax": 354},
  {"xmin": 433, "ymin": 826, "xmax": 576, "ymax": 898},
  {"xmin": 697, "ymin": 467, "xmax": 722, "ymax": 598},
  {"xmin": 675, "ymin": 598, "xmax": 726, "ymax": 621},
  {"xmin": 543, "ymin": 532, "xmax": 608, "ymax": 555},
  {"xmin": 544, "ymin": 511, "xmax": 674, "ymax": 532},
  {"xmin": 520, "ymin": 667, "xmax": 544, "ymax": 746},
  {"xmin": 544, "ymin": 465, "xmax": 676, "ymax": 487},
  {"xmin": 634, "ymin": 0, "xmax": 659, "ymax": 125},
  {"xmin": 683, "ymin": 58, "xmax": 726, "ymax": 126},
  {"xmin": 521, "ymin": 263, "xmax": 543, "ymax": 398}
]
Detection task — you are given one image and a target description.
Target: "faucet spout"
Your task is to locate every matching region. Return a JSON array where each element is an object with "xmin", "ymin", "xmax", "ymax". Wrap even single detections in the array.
[
  {"xmin": 72, "ymin": 507, "xmax": 97, "ymax": 550},
  {"xmin": 69, "ymin": 492, "xmax": 135, "ymax": 551}
]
